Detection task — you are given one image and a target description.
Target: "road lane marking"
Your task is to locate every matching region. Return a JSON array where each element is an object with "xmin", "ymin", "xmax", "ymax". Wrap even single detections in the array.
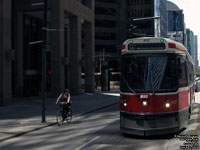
[
  {"xmin": 191, "ymin": 105, "xmax": 199, "ymax": 149},
  {"xmin": 193, "ymin": 106, "xmax": 199, "ymax": 135},
  {"xmin": 74, "ymin": 136, "xmax": 99, "ymax": 150}
]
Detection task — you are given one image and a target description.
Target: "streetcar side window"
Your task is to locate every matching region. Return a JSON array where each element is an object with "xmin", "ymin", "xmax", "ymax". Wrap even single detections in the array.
[
  {"xmin": 187, "ymin": 60, "xmax": 194, "ymax": 84},
  {"xmin": 178, "ymin": 57, "xmax": 188, "ymax": 87}
]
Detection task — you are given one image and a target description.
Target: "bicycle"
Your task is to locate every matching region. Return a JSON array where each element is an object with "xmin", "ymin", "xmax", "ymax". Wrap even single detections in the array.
[{"xmin": 56, "ymin": 102, "xmax": 72, "ymax": 126}]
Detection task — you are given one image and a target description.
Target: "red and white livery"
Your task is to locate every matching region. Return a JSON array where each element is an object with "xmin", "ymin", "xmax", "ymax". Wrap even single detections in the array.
[{"xmin": 120, "ymin": 37, "xmax": 195, "ymax": 136}]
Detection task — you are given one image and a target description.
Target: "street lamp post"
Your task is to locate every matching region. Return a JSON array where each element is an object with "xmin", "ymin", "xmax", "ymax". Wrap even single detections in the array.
[
  {"xmin": 30, "ymin": 1, "xmax": 47, "ymax": 123},
  {"xmin": 132, "ymin": 16, "xmax": 160, "ymax": 21},
  {"xmin": 41, "ymin": 0, "xmax": 47, "ymax": 123}
]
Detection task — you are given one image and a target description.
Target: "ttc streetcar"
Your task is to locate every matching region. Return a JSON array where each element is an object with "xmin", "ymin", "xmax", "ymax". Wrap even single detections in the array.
[{"xmin": 120, "ymin": 37, "xmax": 195, "ymax": 136}]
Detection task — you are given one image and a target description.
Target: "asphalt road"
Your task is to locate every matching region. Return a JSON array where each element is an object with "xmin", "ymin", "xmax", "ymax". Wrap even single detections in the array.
[{"xmin": 0, "ymin": 93, "xmax": 200, "ymax": 150}]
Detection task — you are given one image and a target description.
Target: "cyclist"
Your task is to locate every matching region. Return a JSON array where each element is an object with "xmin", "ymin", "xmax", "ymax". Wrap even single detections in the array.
[{"xmin": 56, "ymin": 89, "xmax": 71, "ymax": 118}]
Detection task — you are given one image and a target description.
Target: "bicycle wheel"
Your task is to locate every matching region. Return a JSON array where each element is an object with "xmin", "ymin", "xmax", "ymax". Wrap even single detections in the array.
[
  {"xmin": 56, "ymin": 110, "xmax": 64, "ymax": 126},
  {"xmin": 66, "ymin": 109, "xmax": 72, "ymax": 123}
]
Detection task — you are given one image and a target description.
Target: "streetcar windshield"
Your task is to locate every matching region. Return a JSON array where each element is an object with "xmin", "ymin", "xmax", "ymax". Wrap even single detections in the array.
[{"xmin": 121, "ymin": 54, "xmax": 177, "ymax": 93}]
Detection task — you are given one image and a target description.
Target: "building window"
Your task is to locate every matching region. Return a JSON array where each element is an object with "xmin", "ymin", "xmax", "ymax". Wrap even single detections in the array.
[
  {"xmin": 95, "ymin": 7, "xmax": 116, "ymax": 16},
  {"xmin": 95, "ymin": 20, "xmax": 116, "ymax": 28},
  {"xmin": 144, "ymin": 0, "xmax": 152, "ymax": 4},
  {"xmin": 144, "ymin": 9, "xmax": 152, "ymax": 17},
  {"xmin": 81, "ymin": 0, "xmax": 92, "ymax": 8},
  {"xmin": 95, "ymin": 32, "xmax": 116, "ymax": 40},
  {"xmin": 97, "ymin": 0, "xmax": 116, "ymax": 3},
  {"xmin": 81, "ymin": 0, "xmax": 86, "ymax": 4}
]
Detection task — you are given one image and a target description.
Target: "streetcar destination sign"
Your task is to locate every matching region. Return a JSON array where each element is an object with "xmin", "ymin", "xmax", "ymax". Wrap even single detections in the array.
[{"xmin": 128, "ymin": 43, "xmax": 166, "ymax": 50}]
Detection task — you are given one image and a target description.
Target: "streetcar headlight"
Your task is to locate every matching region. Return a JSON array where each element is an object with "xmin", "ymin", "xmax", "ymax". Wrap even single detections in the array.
[
  {"xmin": 142, "ymin": 100, "xmax": 148, "ymax": 106},
  {"xmin": 123, "ymin": 101, "xmax": 128, "ymax": 107},
  {"xmin": 165, "ymin": 101, "xmax": 171, "ymax": 108}
]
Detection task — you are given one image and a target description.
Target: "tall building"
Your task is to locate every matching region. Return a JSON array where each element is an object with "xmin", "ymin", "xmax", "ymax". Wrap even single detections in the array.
[
  {"xmin": 95, "ymin": 0, "xmax": 168, "ymax": 72},
  {"xmin": 94, "ymin": 0, "xmax": 168, "ymax": 74},
  {"xmin": 167, "ymin": 1, "xmax": 186, "ymax": 45},
  {"xmin": 167, "ymin": 1, "xmax": 198, "ymax": 67},
  {"xmin": 194, "ymin": 35, "xmax": 199, "ymax": 66},
  {"xmin": 127, "ymin": 0, "xmax": 167, "ymax": 38},
  {"xmin": 186, "ymin": 29, "xmax": 195, "ymax": 61},
  {"xmin": 0, "ymin": 0, "xmax": 95, "ymax": 105},
  {"xmin": 95, "ymin": 0, "xmax": 126, "ymax": 72}
]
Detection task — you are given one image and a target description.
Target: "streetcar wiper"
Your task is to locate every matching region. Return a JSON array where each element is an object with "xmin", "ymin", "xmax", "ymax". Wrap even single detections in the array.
[{"xmin": 121, "ymin": 75, "xmax": 137, "ymax": 95}]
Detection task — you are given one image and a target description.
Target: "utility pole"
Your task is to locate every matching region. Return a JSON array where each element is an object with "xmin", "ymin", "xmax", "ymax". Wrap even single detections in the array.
[
  {"xmin": 133, "ymin": 16, "xmax": 160, "ymax": 21},
  {"xmin": 41, "ymin": 0, "xmax": 47, "ymax": 123}
]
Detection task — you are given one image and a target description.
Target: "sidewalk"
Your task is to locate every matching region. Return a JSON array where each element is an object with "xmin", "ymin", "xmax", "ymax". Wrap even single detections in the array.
[
  {"xmin": 195, "ymin": 92, "xmax": 200, "ymax": 103},
  {"xmin": 0, "ymin": 89, "xmax": 120, "ymax": 142}
]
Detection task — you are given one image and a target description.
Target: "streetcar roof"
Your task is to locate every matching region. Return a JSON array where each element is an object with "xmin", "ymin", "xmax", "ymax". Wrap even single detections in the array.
[{"xmin": 122, "ymin": 37, "xmax": 194, "ymax": 64}]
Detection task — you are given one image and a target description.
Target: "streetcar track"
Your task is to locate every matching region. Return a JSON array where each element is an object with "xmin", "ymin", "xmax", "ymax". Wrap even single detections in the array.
[
  {"xmin": 115, "ymin": 136, "xmax": 125, "ymax": 145},
  {"xmin": 94, "ymin": 135, "xmax": 124, "ymax": 150},
  {"xmin": 74, "ymin": 136, "xmax": 100, "ymax": 150}
]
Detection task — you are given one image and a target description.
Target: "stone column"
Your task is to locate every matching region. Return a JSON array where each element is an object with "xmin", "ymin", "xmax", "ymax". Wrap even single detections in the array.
[
  {"xmin": 84, "ymin": 22, "xmax": 95, "ymax": 93},
  {"xmin": 69, "ymin": 16, "xmax": 82, "ymax": 94},
  {"xmin": 13, "ymin": 10, "xmax": 24, "ymax": 96},
  {"xmin": 49, "ymin": 0, "xmax": 65, "ymax": 97},
  {"xmin": 0, "ymin": 0, "xmax": 12, "ymax": 105}
]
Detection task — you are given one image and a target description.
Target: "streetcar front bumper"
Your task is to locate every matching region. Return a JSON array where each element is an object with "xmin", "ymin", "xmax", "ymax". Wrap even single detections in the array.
[{"xmin": 120, "ymin": 111, "xmax": 181, "ymax": 136}]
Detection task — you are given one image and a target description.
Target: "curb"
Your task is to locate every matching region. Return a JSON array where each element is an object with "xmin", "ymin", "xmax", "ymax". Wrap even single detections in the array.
[{"xmin": 0, "ymin": 102, "xmax": 119, "ymax": 143}]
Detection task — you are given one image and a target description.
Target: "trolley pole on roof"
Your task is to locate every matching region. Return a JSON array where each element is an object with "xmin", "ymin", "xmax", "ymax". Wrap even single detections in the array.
[{"xmin": 41, "ymin": 0, "xmax": 47, "ymax": 123}]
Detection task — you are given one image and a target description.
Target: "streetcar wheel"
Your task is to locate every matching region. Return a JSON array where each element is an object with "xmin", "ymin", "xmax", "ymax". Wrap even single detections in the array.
[
  {"xmin": 57, "ymin": 111, "xmax": 64, "ymax": 126},
  {"xmin": 66, "ymin": 110, "xmax": 72, "ymax": 123}
]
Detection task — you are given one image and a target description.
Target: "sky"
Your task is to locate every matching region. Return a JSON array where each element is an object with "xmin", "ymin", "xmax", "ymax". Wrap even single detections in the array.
[{"xmin": 168, "ymin": 0, "xmax": 200, "ymax": 60}]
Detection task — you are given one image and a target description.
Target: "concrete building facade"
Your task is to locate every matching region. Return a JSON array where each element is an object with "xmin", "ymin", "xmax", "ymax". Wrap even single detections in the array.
[
  {"xmin": 0, "ymin": 0, "xmax": 12, "ymax": 105},
  {"xmin": 0, "ymin": 0, "xmax": 95, "ymax": 105},
  {"xmin": 95, "ymin": 0, "xmax": 126, "ymax": 72}
]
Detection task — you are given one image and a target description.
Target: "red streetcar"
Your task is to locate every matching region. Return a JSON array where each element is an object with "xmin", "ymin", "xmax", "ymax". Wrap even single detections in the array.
[{"xmin": 120, "ymin": 37, "xmax": 195, "ymax": 136}]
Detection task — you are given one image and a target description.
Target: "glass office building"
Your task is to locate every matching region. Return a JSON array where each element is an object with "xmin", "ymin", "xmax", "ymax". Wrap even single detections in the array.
[
  {"xmin": 167, "ymin": 1, "xmax": 185, "ymax": 45},
  {"xmin": 186, "ymin": 29, "xmax": 198, "ymax": 66}
]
